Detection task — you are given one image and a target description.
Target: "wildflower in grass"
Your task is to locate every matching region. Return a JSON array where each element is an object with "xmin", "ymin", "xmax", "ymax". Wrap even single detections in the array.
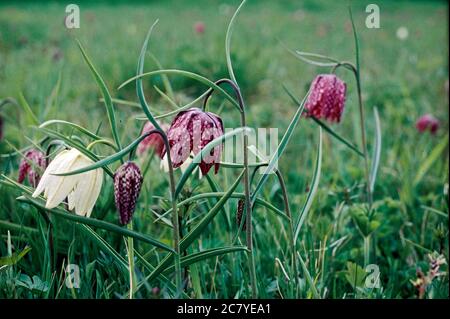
[
  {"xmin": 137, "ymin": 121, "xmax": 168, "ymax": 158},
  {"xmin": 416, "ymin": 114, "xmax": 439, "ymax": 134},
  {"xmin": 194, "ymin": 21, "xmax": 205, "ymax": 34},
  {"xmin": 305, "ymin": 74, "xmax": 346, "ymax": 123},
  {"xmin": 18, "ymin": 149, "xmax": 46, "ymax": 187},
  {"xmin": 165, "ymin": 107, "xmax": 224, "ymax": 175},
  {"xmin": 411, "ymin": 252, "xmax": 447, "ymax": 298},
  {"xmin": 32, "ymin": 148, "xmax": 103, "ymax": 217},
  {"xmin": 114, "ymin": 161, "xmax": 143, "ymax": 225}
]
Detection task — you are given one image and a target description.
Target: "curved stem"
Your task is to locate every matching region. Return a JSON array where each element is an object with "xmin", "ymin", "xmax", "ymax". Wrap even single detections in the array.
[
  {"xmin": 203, "ymin": 78, "xmax": 257, "ymax": 297},
  {"xmin": 86, "ymin": 139, "xmax": 118, "ymax": 152}
]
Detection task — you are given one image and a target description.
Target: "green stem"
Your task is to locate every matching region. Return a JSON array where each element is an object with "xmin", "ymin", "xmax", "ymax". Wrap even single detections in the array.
[
  {"xmin": 127, "ymin": 222, "xmax": 136, "ymax": 299},
  {"xmin": 163, "ymin": 138, "xmax": 183, "ymax": 297}
]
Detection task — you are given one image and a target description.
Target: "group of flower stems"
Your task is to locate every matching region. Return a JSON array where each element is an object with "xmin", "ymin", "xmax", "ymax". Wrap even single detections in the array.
[{"xmin": 5, "ymin": 3, "xmax": 376, "ymax": 298}]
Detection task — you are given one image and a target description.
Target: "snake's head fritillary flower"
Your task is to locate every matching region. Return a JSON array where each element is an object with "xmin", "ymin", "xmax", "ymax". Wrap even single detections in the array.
[
  {"xmin": 165, "ymin": 107, "xmax": 224, "ymax": 176},
  {"xmin": 114, "ymin": 161, "xmax": 143, "ymax": 225},
  {"xmin": 137, "ymin": 121, "xmax": 168, "ymax": 158},
  {"xmin": 32, "ymin": 148, "xmax": 103, "ymax": 217},
  {"xmin": 305, "ymin": 74, "xmax": 347, "ymax": 123},
  {"xmin": 416, "ymin": 114, "xmax": 439, "ymax": 135},
  {"xmin": 18, "ymin": 149, "xmax": 46, "ymax": 187},
  {"xmin": 194, "ymin": 21, "xmax": 205, "ymax": 34}
]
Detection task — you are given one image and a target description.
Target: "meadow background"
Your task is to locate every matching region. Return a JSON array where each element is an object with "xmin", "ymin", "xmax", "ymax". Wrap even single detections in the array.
[{"xmin": 0, "ymin": 0, "xmax": 448, "ymax": 298}]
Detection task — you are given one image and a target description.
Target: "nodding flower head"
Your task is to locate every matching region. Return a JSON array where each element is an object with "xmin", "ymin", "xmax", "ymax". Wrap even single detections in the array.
[
  {"xmin": 114, "ymin": 161, "xmax": 143, "ymax": 225},
  {"xmin": 137, "ymin": 121, "xmax": 169, "ymax": 158},
  {"xmin": 32, "ymin": 148, "xmax": 103, "ymax": 217},
  {"xmin": 165, "ymin": 107, "xmax": 224, "ymax": 176},
  {"xmin": 416, "ymin": 114, "xmax": 439, "ymax": 135},
  {"xmin": 305, "ymin": 74, "xmax": 346, "ymax": 123},
  {"xmin": 18, "ymin": 149, "xmax": 46, "ymax": 187}
]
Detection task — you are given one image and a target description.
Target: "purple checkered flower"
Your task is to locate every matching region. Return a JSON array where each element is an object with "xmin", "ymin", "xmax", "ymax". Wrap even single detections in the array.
[
  {"xmin": 416, "ymin": 114, "xmax": 439, "ymax": 135},
  {"xmin": 165, "ymin": 108, "xmax": 224, "ymax": 176},
  {"xmin": 305, "ymin": 74, "xmax": 347, "ymax": 123},
  {"xmin": 114, "ymin": 161, "xmax": 143, "ymax": 225}
]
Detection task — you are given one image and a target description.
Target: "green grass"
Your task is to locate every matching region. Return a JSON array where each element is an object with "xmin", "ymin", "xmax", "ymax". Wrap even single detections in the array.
[{"xmin": 0, "ymin": 0, "xmax": 448, "ymax": 299}]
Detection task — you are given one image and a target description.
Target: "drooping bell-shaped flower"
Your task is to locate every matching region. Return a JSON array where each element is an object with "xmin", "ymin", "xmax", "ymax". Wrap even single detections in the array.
[
  {"xmin": 114, "ymin": 161, "xmax": 143, "ymax": 225},
  {"xmin": 416, "ymin": 114, "xmax": 439, "ymax": 135},
  {"xmin": 18, "ymin": 149, "xmax": 46, "ymax": 187},
  {"xmin": 32, "ymin": 148, "xmax": 103, "ymax": 217},
  {"xmin": 165, "ymin": 108, "xmax": 224, "ymax": 176},
  {"xmin": 137, "ymin": 121, "xmax": 169, "ymax": 158},
  {"xmin": 305, "ymin": 74, "xmax": 346, "ymax": 123}
]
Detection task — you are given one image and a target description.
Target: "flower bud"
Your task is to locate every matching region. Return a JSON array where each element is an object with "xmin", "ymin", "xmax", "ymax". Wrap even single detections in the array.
[
  {"xmin": 305, "ymin": 74, "xmax": 346, "ymax": 123},
  {"xmin": 114, "ymin": 161, "xmax": 143, "ymax": 225},
  {"xmin": 18, "ymin": 149, "xmax": 46, "ymax": 187},
  {"xmin": 236, "ymin": 199, "xmax": 246, "ymax": 231}
]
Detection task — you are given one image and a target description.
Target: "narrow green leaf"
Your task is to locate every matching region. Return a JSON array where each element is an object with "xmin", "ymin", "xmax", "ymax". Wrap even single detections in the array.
[
  {"xmin": 369, "ymin": 107, "xmax": 381, "ymax": 193},
  {"xmin": 0, "ymin": 246, "xmax": 31, "ymax": 267},
  {"xmin": 294, "ymin": 128, "xmax": 322, "ymax": 243},
  {"xmin": 413, "ymin": 135, "xmax": 449, "ymax": 186},
  {"xmin": 53, "ymin": 131, "xmax": 153, "ymax": 176},
  {"xmin": 36, "ymin": 127, "xmax": 114, "ymax": 177},
  {"xmin": 17, "ymin": 92, "xmax": 39, "ymax": 125},
  {"xmin": 251, "ymin": 90, "xmax": 309, "ymax": 205},
  {"xmin": 40, "ymin": 120, "xmax": 102, "ymax": 141},
  {"xmin": 17, "ymin": 194, "xmax": 174, "ymax": 253},
  {"xmin": 225, "ymin": 0, "xmax": 247, "ymax": 83},
  {"xmin": 163, "ymin": 246, "xmax": 248, "ymax": 274},
  {"xmin": 297, "ymin": 252, "xmax": 321, "ymax": 299},
  {"xmin": 175, "ymin": 127, "xmax": 251, "ymax": 199},
  {"xmin": 136, "ymin": 20, "xmax": 162, "ymax": 131},
  {"xmin": 136, "ymin": 170, "xmax": 245, "ymax": 290},
  {"xmin": 120, "ymin": 69, "xmax": 241, "ymax": 112},
  {"xmin": 76, "ymin": 39, "xmax": 122, "ymax": 150}
]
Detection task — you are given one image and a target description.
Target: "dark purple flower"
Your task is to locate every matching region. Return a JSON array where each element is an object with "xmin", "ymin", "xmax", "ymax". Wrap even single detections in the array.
[
  {"xmin": 305, "ymin": 74, "xmax": 347, "ymax": 123},
  {"xmin": 416, "ymin": 114, "xmax": 439, "ymax": 135},
  {"xmin": 165, "ymin": 108, "xmax": 224, "ymax": 176},
  {"xmin": 114, "ymin": 161, "xmax": 143, "ymax": 225},
  {"xmin": 18, "ymin": 149, "xmax": 46, "ymax": 187},
  {"xmin": 137, "ymin": 121, "xmax": 168, "ymax": 158}
]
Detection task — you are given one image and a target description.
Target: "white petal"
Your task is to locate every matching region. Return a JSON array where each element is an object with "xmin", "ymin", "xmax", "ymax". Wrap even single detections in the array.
[
  {"xmin": 32, "ymin": 149, "xmax": 70, "ymax": 197},
  {"xmin": 45, "ymin": 150, "xmax": 85, "ymax": 209},
  {"xmin": 84, "ymin": 169, "xmax": 103, "ymax": 218},
  {"xmin": 67, "ymin": 191, "xmax": 76, "ymax": 211}
]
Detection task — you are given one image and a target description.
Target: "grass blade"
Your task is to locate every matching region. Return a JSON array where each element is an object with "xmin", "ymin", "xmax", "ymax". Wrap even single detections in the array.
[
  {"xmin": 251, "ymin": 90, "xmax": 309, "ymax": 205},
  {"xmin": 225, "ymin": 0, "xmax": 247, "ymax": 83},
  {"xmin": 76, "ymin": 40, "xmax": 122, "ymax": 150},
  {"xmin": 413, "ymin": 135, "xmax": 449, "ymax": 186},
  {"xmin": 370, "ymin": 107, "xmax": 382, "ymax": 193},
  {"xmin": 163, "ymin": 246, "xmax": 248, "ymax": 274},
  {"xmin": 17, "ymin": 194, "xmax": 174, "ymax": 253},
  {"xmin": 294, "ymin": 128, "xmax": 322, "ymax": 243}
]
